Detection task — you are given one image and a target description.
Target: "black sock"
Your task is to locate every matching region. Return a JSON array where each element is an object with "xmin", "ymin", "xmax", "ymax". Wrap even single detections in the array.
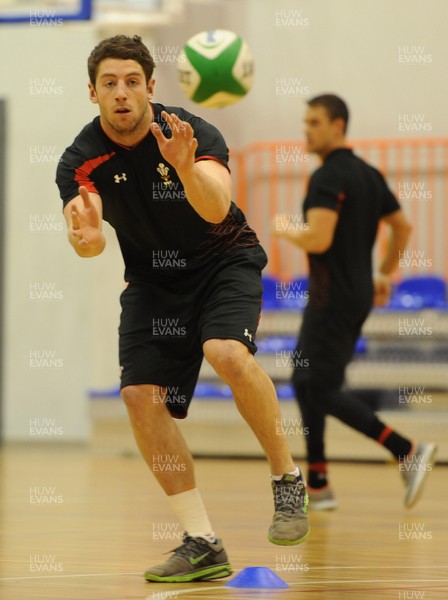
[
  {"xmin": 308, "ymin": 462, "xmax": 328, "ymax": 489},
  {"xmin": 377, "ymin": 426, "xmax": 413, "ymax": 460}
]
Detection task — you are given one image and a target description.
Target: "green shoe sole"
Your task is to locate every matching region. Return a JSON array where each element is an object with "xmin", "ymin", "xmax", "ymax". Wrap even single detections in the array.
[
  {"xmin": 145, "ymin": 564, "xmax": 233, "ymax": 583},
  {"xmin": 268, "ymin": 527, "xmax": 310, "ymax": 546}
]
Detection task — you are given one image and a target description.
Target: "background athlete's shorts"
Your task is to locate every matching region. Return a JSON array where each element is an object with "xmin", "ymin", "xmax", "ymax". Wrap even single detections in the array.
[{"xmin": 119, "ymin": 246, "xmax": 268, "ymax": 418}]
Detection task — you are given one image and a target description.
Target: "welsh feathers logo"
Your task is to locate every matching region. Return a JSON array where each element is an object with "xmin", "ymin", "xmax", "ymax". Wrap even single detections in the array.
[{"xmin": 157, "ymin": 162, "xmax": 173, "ymax": 186}]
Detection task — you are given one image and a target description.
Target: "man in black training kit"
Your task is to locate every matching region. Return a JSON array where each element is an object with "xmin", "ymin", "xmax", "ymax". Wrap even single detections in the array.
[
  {"xmin": 275, "ymin": 94, "xmax": 437, "ymax": 511},
  {"xmin": 56, "ymin": 35, "xmax": 309, "ymax": 583}
]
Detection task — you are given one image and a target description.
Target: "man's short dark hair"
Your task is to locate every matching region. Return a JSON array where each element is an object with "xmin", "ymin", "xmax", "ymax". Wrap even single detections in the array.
[
  {"xmin": 307, "ymin": 94, "xmax": 349, "ymax": 133},
  {"xmin": 88, "ymin": 35, "xmax": 156, "ymax": 86}
]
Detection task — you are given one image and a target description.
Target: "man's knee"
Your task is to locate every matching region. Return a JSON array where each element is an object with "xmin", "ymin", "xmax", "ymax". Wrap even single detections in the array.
[
  {"xmin": 203, "ymin": 338, "xmax": 251, "ymax": 384},
  {"xmin": 121, "ymin": 384, "xmax": 166, "ymax": 416}
]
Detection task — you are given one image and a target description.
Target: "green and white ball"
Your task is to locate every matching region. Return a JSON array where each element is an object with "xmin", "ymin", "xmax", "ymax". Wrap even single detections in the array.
[{"xmin": 177, "ymin": 29, "xmax": 254, "ymax": 109}]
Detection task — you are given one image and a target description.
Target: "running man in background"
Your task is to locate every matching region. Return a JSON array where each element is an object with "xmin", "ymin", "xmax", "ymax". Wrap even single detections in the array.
[
  {"xmin": 274, "ymin": 93, "xmax": 436, "ymax": 511},
  {"xmin": 56, "ymin": 35, "xmax": 309, "ymax": 583}
]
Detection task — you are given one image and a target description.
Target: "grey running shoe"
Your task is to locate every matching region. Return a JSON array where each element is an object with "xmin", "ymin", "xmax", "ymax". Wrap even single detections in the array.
[
  {"xmin": 144, "ymin": 533, "xmax": 232, "ymax": 582},
  {"xmin": 401, "ymin": 442, "xmax": 437, "ymax": 508},
  {"xmin": 308, "ymin": 485, "xmax": 337, "ymax": 511},
  {"xmin": 268, "ymin": 473, "xmax": 310, "ymax": 545}
]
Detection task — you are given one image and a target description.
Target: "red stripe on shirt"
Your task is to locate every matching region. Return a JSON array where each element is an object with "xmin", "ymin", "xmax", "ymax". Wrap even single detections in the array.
[
  {"xmin": 195, "ymin": 155, "xmax": 230, "ymax": 173},
  {"xmin": 74, "ymin": 152, "xmax": 116, "ymax": 194},
  {"xmin": 337, "ymin": 191, "xmax": 346, "ymax": 213}
]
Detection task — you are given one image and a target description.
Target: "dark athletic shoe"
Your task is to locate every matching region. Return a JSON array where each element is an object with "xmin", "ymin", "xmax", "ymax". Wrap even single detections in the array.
[
  {"xmin": 144, "ymin": 533, "xmax": 232, "ymax": 582},
  {"xmin": 268, "ymin": 473, "xmax": 310, "ymax": 545}
]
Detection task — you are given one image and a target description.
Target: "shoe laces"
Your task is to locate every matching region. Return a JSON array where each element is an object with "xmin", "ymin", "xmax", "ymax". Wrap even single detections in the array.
[
  {"xmin": 167, "ymin": 533, "xmax": 209, "ymax": 559},
  {"xmin": 272, "ymin": 476, "xmax": 307, "ymax": 515}
]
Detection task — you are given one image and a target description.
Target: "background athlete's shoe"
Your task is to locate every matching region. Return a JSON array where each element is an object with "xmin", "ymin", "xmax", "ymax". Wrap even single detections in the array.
[
  {"xmin": 268, "ymin": 473, "xmax": 310, "ymax": 545},
  {"xmin": 144, "ymin": 533, "xmax": 232, "ymax": 583},
  {"xmin": 308, "ymin": 485, "xmax": 337, "ymax": 511},
  {"xmin": 401, "ymin": 442, "xmax": 437, "ymax": 508}
]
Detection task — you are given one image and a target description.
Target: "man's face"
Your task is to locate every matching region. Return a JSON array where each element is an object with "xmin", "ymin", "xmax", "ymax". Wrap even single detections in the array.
[
  {"xmin": 89, "ymin": 58, "xmax": 154, "ymax": 138},
  {"xmin": 304, "ymin": 105, "xmax": 344, "ymax": 157}
]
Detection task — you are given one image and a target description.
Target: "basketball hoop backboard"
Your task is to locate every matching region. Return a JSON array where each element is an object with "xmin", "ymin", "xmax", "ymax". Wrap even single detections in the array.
[{"xmin": 0, "ymin": 0, "xmax": 91, "ymax": 22}]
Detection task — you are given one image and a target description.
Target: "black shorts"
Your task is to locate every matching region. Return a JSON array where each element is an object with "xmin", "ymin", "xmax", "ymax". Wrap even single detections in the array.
[
  {"xmin": 119, "ymin": 246, "xmax": 268, "ymax": 418},
  {"xmin": 293, "ymin": 304, "xmax": 370, "ymax": 390}
]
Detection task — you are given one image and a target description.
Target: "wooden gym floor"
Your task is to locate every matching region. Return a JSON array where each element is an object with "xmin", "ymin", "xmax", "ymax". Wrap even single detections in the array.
[{"xmin": 1, "ymin": 446, "xmax": 447, "ymax": 600}]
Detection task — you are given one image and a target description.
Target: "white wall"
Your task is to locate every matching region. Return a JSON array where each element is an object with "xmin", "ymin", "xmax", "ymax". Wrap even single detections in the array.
[
  {"xmin": 1, "ymin": 0, "xmax": 447, "ymax": 441},
  {"xmin": 155, "ymin": 0, "xmax": 447, "ymax": 144},
  {"xmin": 0, "ymin": 23, "xmax": 127, "ymax": 441}
]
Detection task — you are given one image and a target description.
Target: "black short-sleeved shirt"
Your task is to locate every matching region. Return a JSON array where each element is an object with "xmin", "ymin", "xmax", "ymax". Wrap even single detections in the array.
[
  {"xmin": 56, "ymin": 102, "xmax": 259, "ymax": 282},
  {"xmin": 303, "ymin": 148, "xmax": 401, "ymax": 309}
]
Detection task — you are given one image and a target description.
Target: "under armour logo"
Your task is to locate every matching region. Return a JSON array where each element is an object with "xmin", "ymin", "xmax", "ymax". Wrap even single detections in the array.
[
  {"xmin": 114, "ymin": 173, "xmax": 127, "ymax": 183},
  {"xmin": 244, "ymin": 328, "xmax": 253, "ymax": 342}
]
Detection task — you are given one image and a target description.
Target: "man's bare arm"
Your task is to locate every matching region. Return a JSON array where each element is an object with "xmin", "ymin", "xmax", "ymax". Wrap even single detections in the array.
[
  {"xmin": 63, "ymin": 186, "xmax": 106, "ymax": 257},
  {"xmin": 377, "ymin": 209, "xmax": 412, "ymax": 276},
  {"xmin": 151, "ymin": 111, "xmax": 231, "ymax": 223},
  {"xmin": 373, "ymin": 209, "xmax": 412, "ymax": 306},
  {"xmin": 273, "ymin": 207, "xmax": 338, "ymax": 254}
]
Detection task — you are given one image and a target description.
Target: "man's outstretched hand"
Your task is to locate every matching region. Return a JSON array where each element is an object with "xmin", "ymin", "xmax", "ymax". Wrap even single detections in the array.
[
  {"xmin": 151, "ymin": 111, "xmax": 198, "ymax": 175},
  {"xmin": 69, "ymin": 186, "xmax": 105, "ymax": 256}
]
